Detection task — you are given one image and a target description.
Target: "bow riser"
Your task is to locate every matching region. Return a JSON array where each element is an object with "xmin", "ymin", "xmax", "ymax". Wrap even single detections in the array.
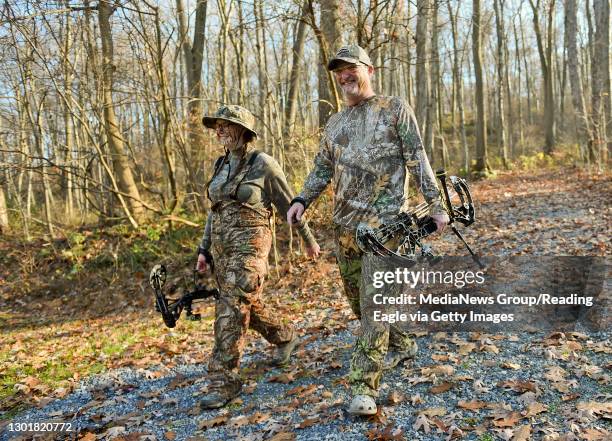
[
  {"xmin": 356, "ymin": 170, "xmax": 479, "ymax": 264},
  {"xmin": 149, "ymin": 264, "xmax": 219, "ymax": 328}
]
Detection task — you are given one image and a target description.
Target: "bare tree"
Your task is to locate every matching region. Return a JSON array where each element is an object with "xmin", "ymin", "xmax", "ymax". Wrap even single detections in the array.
[
  {"xmin": 494, "ymin": 0, "xmax": 509, "ymax": 168},
  {"xmin": 565, "ymin": 0, "xmax": 594, "ymax": 161},
  {"xmin": 415, "ymin": 0, "xmax": 431, "ymax": 156},
  {"xmin": 591, "ymin": 0, "xmax": 611, "ymax": 165},
  {"xmin": 529, "ymin": 0, "xmax": 556, "ymax": 154},
  {"xmin": 98, "ymin": 0, "xmax": 144, "ymax": 225},
  {"xmin": 473, "ymin": 0, "xmax": 489, "ymax": 175},
  {"xmin": 284, "ymin": 0, "xmax": 309, "ymax": 140}
]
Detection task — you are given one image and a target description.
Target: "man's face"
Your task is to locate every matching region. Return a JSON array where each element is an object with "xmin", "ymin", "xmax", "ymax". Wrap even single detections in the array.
[{"xmin": 333, "ymin": 63, "xmax": 371, "ymax": 97}]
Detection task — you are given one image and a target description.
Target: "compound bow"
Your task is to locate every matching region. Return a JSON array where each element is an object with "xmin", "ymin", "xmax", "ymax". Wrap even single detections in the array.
[
  {"xmin": 356, "ymin": 169, "xmax": 483, "ymax": 268},
  {"xmin": 149, "ymin": 264, "xmax": 219, "ymax": 328}
]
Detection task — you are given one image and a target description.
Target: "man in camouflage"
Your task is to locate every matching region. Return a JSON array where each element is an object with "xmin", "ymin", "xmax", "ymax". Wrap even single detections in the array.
[
  {"xmin": 197, "ymin": 105, "xmax": 319, "ymax": 409},
  {"xmin": 287, "ymin": 45, "xmax": 449, "ymax": 415}
]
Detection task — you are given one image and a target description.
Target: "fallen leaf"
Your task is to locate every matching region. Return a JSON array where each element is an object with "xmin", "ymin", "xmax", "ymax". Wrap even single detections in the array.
[
  {"xmin": 366, "ymin": 424, "xmax": 404, "ymax": 440},
  {"xmin": 523, "ymin": 402, "xmax": 547, "ymax": 417},
  {"xmin": 249, "ymin": 411, "xmax": 271, "ymax": 424},
  {"xmin": 501, "ymin": 362, "xmax": 521, "ymax": 370},
  {"xmin": 576, "ymin": 401, "xmax": 612, "ymax": 418},
  {"xmin": 497, "ymin": 379, "xmax": 538, "ymax": 393},
  {"xmin": 421, "ymin": 365, "xmax": 454, "ymax": 376},
  {"xmin": 198, "ymin": 414, "xmax": 229, "ymax": 430},
  {"xmin": 286, "ymin": 384, "xmax": 317, "ymax": 398},
  {"xmin": 164, "ymin": 431, "xmax": 177, "ymax": 440},
  {"xmin": 458, "ymin": 343, "xmax": 477, "ymax": 355},
  {"xmin": 296, "ymin": 417, "xmax": 319, "ymax": 429},
  {"xmin": 481, "ymin": 344, "xmax": 500, "ymax": 354},
  {"xmin": 580, "ymin": 428, "xmax": 610, "ymax": 440},
  {"xmin": 386, "ymin": 390, "xmax": 405, "ymax": 405},
  {"xmin": 512, "ymin": 424, "xmax": 531, "ymax": 441},
  {"xmin": 228, "ymin": 415, "xmax": 250, "ymax": 429},
  {"xmin": 430, "ymin": 382, "xmax": 454, "ymax": 394},
  {"xmin": 492, "ymin": 411, "xmax": 522, "ymax": 428},
  {"xmin": 419, "ymin": 407, "xmax": 447, "ymax": 417},
  {"xmin": 103, "ymin": 426, "xmax": 126, "ymax": 438},
  {"xmin": 458, "ymin": 400, "xmax": 487, "ymax": 411},
  {"xmin": 267, "ymin": 432, "xmax": 296, "ymax": 441},
  {"xmin": 413, "ymin": 414, "xmax": 431, "ymax": 433},
  {"xmin": 267, "ymin": 372, "xmax": 295, "ymax": 384}
]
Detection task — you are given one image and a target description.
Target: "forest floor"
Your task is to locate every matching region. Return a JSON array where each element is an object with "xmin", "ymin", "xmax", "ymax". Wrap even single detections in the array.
[{"xmin": 0, "ymin": 166, "xmax": 610, "ymax": 441}]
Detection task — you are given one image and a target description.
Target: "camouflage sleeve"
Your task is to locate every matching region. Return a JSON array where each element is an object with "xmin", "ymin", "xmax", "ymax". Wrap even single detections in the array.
[
  {"xmin": 199, "ymin": 213, "xmax": 213, "ymax": 251},
  {"xmin": 297, "ymin": 134, "xmax": 334, "ymax": 208},
  {"xmin": 396, "ymin": 100, "xmax": 445, "ymax": 215},
  {"xmin": 263, "ymin": 155, "xmax": 318, "ymax": 248}
]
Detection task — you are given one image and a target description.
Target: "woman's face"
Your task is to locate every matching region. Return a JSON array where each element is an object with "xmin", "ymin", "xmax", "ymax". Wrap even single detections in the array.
[{"xmin": 215, "ymin": 121, "xmax": 245, "ymax": 149}]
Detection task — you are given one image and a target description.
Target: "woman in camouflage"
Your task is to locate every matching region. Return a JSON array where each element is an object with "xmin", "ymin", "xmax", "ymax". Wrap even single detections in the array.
[{"xmin": 195, "ymin": 105, "xmax": 320, "ymax": 409}]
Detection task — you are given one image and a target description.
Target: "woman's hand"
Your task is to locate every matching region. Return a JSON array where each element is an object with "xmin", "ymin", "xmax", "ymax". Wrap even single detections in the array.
[
  {"xmin": 196, "ymin": 253, "xmax": 209, "ymax": 273},
  {"xmin": 306, "ymin": 242, "xmax": 321, "ymax": 260}
]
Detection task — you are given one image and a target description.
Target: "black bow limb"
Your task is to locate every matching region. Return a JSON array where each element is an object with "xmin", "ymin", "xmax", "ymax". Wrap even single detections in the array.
[{"xmin": 149, "ymin": 264, "xmax": 219, "ymax": 328}]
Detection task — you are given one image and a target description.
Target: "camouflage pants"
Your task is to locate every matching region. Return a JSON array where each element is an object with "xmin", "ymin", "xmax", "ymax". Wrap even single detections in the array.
[
  {"xmin": 335, "ymin": 227, "xmax": 417, "ymax": 398},
  {"xmin": 208, "ymin": 219, "xmax": 294, "ymax": 396}
]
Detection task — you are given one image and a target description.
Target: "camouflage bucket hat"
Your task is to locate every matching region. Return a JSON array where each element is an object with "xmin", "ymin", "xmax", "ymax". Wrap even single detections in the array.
[
  {"xmin": 328, "ymin": 44, "xmax": 373, "ymax": 71},
  {"xmin": 202, "ymin": 104, "xmax": 258, "ymax": 139}
]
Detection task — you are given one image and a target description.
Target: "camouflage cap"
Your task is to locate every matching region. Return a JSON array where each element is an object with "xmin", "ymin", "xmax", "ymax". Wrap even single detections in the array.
[
  {"xmin": 327, "ymin": 44, "xmax": 373, "ymax": 71},
  {"xmin": 202, "ymin": 104, "xmax": 258, "ymax": 139}
]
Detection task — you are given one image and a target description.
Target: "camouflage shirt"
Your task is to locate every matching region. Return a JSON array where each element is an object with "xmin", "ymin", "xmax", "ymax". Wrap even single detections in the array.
[
  {"xmin": 298, "ymin": 95, "xmax": 444, "ymax": 229},
  {"xmin": 200, "ymin": 149, "xmax": 316, "ymax": 250}
]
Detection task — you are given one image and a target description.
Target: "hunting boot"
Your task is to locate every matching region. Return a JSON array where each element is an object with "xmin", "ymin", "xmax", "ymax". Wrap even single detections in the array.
[
  {"xmin": 200, "ymin": 376, "xmax": 242, "ymax": 410},
  {"xmin": 384, "ymin": 338, "xmax": 418, "ymax": 370},
  {"xmin": 271, "ymin": 335, "xmax": 300, "ymax": 366},
  {"xmin": 348, "ymin": 395, "xmax": 377, "ymax": 416}
]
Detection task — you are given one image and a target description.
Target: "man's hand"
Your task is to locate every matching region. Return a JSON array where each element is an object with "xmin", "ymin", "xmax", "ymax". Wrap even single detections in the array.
[
  {"xmin": 431, "ymin": 213, "xmax": 450, "ymax": 233},
  {"xmin": 196, "ymin": 254, "xmax": 209, "ymax": 273},
  {"xmin": 305, "ymin": 242, "xmax": 321, "ymax": 259},
  {"xmin": 287, "ymin": 202, "xmax": 305, "ymax": 225}
]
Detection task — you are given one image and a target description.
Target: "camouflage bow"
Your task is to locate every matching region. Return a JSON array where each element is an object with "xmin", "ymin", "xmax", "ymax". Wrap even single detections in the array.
[
  {"xmin": 356, "ymin": 170, "xmax": 483, "ymax": 268},
  {"xmin": 149, "ymin": 264, "xmax": 219, "ymax": 328}
]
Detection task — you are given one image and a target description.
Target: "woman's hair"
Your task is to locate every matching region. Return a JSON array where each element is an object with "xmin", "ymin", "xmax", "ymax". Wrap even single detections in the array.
[{"xmin": 242, "ymin": 130, "xmax": 255, "ymax": 144}]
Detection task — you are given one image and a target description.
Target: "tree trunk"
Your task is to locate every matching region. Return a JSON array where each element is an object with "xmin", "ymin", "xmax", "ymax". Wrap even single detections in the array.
[
  {"xmin": 565, "ymin": 0, "xmax": 594, "ymax": 161},
  {"xmin": 428, "ymin": 0, "xmax": 440, "ymax": 165},
  {"xmin": 514, "ymin": 21, "xmax": 525, "ymax": 152},
  {"xmin": 472, "ymin": 0, "xmax": 488, "ymax": 175},
  {"xmin": 317, "ymin": 0, "xmax": 342, "ymax": 127},
  {"xmin": 176, "ymin": 0, "xmax": 208, "ymax": 212},
  {"xmin": 0, "ymin": 184, "xmax": 8, "ymax": 234},
  {"xmin": 591, "ymin": 0, "xmax": 611, "ymax": 165},
  {"xmin": 448, "ymin": 2, "xmax": 469, "ymax": 172},
  {"xmin": 494, "ymin": 0, "xmax": 508, "ymax": 168},
  {"xmin": 98, "ymin": 0, "xmax": 144, "ymax": 224},
  {"xmin": 284, "ymin": 0, "xmax": 309, "ymax": 139},
  {"xmin": 415, "ymin": 0, "xmax": 431, "ymax": 156},
  {"xmin": 529, "ymin": 0, "xmax": 556, "ymax": 154}
]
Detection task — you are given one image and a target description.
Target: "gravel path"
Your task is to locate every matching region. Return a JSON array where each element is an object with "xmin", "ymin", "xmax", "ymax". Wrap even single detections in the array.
[{"xmin": 2, "ymin": 324, "xmax": 610, "ymax": 441}]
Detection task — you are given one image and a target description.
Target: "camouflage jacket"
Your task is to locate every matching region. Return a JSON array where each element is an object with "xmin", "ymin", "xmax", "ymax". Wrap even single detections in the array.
[
  {"xmin": 298, "ymin": 95, "xmax": 444, "ymax": 229},
  {"xmin": 200, "ymin": 149, "xmax": 316, "ymax": 250}
]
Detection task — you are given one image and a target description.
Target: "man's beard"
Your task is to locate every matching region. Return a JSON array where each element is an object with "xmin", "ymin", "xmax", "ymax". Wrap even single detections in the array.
[{"xmin": 341, "ymin": 75, "xmax": 368, "ymax": 97}]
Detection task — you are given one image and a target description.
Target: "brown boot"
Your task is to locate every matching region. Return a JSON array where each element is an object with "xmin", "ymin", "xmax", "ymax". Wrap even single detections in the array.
[
  {"xmin": 271, "ymin": 335, "xmax": 300, "ymax": 367},
  {"xmin": 200, "ymin": 378, "xmax": 242, "ymax": 410},
  {"xmin": 384, "ymin": 339, "xmax": 418, "ymax": 370}
]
